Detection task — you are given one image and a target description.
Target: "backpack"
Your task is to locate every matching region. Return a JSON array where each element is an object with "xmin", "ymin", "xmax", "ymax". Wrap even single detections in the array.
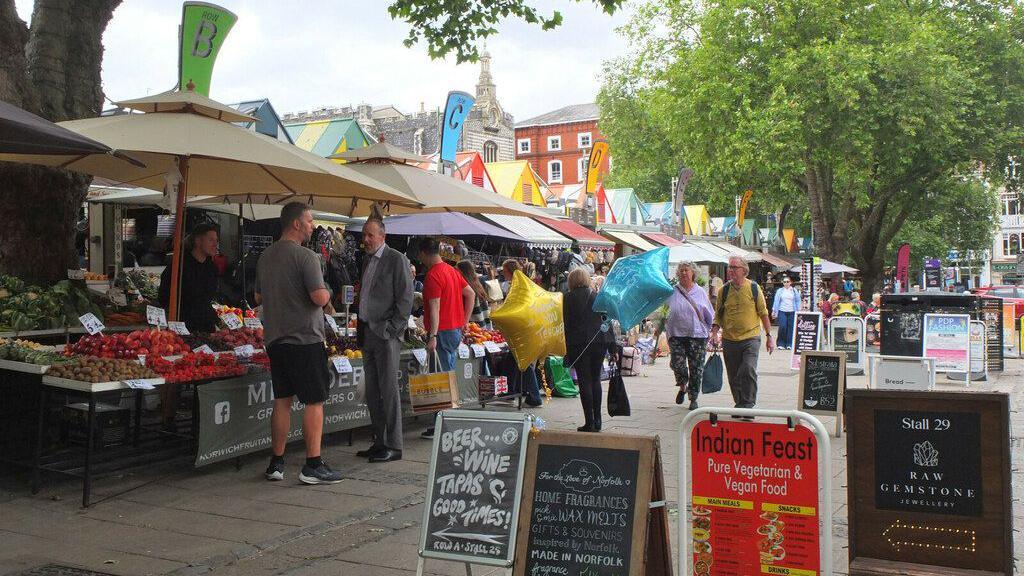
[{"xmin": 717, "ymin": 281, "xmax": 760, "ymax": 330}]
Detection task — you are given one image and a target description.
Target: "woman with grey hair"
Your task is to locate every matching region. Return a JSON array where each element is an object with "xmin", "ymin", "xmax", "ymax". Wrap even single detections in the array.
[{"xmin": 666, "ymin": 261, "xmax": 715, "ymax": 408}]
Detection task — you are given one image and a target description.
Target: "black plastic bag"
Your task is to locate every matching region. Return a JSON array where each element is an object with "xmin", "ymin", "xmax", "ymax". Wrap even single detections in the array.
[
  {"xmin": 607, "ymin": 366, "xmax": 631, "ymax": 417},
  {"xmin": 702, "ymin": 352, "xmax": 724, "ymax": 394}
]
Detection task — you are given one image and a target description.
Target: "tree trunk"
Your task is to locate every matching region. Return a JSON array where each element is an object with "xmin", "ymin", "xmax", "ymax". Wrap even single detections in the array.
[{"xmin": 0, "ymin": 0, "xmax": 119, "ymax": 284}]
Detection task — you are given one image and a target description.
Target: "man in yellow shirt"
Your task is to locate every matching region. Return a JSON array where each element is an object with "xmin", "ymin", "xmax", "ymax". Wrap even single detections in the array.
[{"xmin": 710, "ymin": 256, "xmax": 774, "ymax": 414}]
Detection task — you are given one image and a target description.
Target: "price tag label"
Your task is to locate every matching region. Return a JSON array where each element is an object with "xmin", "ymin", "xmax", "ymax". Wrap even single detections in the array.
[
  {"xmin": 342, "ymin": 285, "xmax": 354, "ymax": 305},
  {"xmin": 123, "ymin": 379, "xmax": 154, "ymax": 390},
  {"xmin": 458, "ymin": 343, "xmax": 470, "ymax": 359},
  {"xmin": 484, "ymin": 341, "xmax": 502, "ymax": 354},
  {"xmin": 412, "ymin": 348, "xmax": 428, "ymax": 366},
  {"xmin": 168, "ymin": 321, "xmax": 190, "ymax": 335},
  {"xmin": 193, "ymin": 344, "xmax": 214, "ymax": 354},
  {"xmin": 78, "ymin": 313, "xmax": 105, "ymax": 335},
  {"xmin": 233, "ymin": 344, "xmax": 255, "ymax": 359},
  {"xmin": 108, "ymin": 288, "xmax": 127, "ymax": 307},
  {"xmin": 471, "ymin": 344, "xmax": 485, "ymax": 358},
  {"xmin": 220, "ymin": 313, "xmax": 243, "ymax": 330},
  {"xmin": 324, "ymin": 314, "xmax": 341, "ymax": 336},
  {"xmin": 137, "ymin": 355, "xmax": 146, "ymax": 366},
  {"xmin": 146, "ymin": 305, "xmax": 167, "ymax": 328},
  {"xmin": 67, "ymin": 269, "xmax": 86, "ymax": 280},
  {"xmin": 332, "ymin": 356, "xmax": 353, "ymax": 373},
  {"xmin": 244, "ymin": 317, "xmax": 263, "ymax": 329}
]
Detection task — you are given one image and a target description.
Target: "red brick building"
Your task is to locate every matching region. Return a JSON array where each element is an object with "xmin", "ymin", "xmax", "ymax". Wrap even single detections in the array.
[{"xmin": 514, "ymin": 103, "xmax": 609, "ymax": 189}]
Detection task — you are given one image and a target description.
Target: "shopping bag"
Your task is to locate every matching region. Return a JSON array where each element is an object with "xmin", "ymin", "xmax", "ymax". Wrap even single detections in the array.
[
  {"xmin": 409, "ymin": 353, "xmax": 459, "ymax": 414},
  {"xmin": 702, "ymin": 352, "xmax": 724, "ymax": 395},
  {"xmin": 607, "ymin": 367, "xmax": 631, "ymax": 417},
  {"xmin": 545, "ymin": 356, "xmax": 578, "ymax": 398},
  {"xmin": 484, "ymin": 279, "xmax": 504, "ymax": 302}
]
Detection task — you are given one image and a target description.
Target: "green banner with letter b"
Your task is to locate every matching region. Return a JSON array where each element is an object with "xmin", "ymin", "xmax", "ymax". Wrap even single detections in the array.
[{"xmin": 179, "ymin": 2, "xmax": 237, "ymax": 96}]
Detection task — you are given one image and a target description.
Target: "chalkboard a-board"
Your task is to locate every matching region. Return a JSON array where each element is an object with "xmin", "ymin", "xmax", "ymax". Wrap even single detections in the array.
[
  {"xmin": 513, "ymin": 431, "xmax": 672, "ymax": 576},
  {"xmin": 790, "ymin": 311, "xmax": 823, "ymax": 370},
  {"xmin": 798, "ymin": 351, "xmax": 846, "ymax": 416},
  {"xmin": 419, "ymin": 410, "xmax": 532, "ymax": 568}
]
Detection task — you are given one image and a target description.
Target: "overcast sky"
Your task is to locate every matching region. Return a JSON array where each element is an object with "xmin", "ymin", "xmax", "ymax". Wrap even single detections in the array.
[{"xmin": 15, "ymin": 0, "xmax": 632, "ymax": 121}]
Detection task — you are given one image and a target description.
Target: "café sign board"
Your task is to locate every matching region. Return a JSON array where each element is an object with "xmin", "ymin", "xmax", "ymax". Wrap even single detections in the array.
[{"xmin": 846, "ymin": 390, "xmax": 1012, "ymax": 576}]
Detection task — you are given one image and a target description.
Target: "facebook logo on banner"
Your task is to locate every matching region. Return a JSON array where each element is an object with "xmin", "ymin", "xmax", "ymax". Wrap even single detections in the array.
[{"xmin": 214, "ymin": 401, "xmax": 230, "ymax": 424}]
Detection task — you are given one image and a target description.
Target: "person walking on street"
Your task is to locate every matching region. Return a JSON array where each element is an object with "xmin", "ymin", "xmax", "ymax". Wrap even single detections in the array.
[
  {"xmin": 666, "ymin": 262, "xmax": 715, "ymax": 409},
  {"xmin": 710, "ymin": 256, "xmax": 774, "ymax": 416},
  {"xmin": 771, "ymin": 276, "xmax": 800, "ymax": 350},
  {"xmin": 257, "ymin": 203, "xmax": 341, "ymax": 484},
  {"xmin": 419, "ymin": 239, "xmax": 474, "ymax": 439},
  {"xmin": 356, "ymin": 219, "xmax": 413, "ymax": 463},
  {"xmin": 562, "ymin": 268, "xmax": 606, "ymax": 432}
]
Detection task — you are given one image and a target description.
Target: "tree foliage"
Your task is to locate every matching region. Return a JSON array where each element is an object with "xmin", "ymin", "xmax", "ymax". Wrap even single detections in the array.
[
  {"xmin": 600, "ymin": 0, "xmax": 1024, "ymax": 292},
  {"xmin": 388, "ymin": 0, "xmax": 623, "ymax": 63}
]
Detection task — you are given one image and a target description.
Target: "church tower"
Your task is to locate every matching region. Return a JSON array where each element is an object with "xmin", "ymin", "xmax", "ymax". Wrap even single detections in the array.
[{"xmin": 461, "ymin": 50, "xmax": 515, "ymax": 162}]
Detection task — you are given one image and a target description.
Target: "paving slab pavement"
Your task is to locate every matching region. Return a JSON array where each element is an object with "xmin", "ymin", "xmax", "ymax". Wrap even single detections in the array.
[{"xmin": 1, "ymin": 332, "xmax": 1021, "ymax": 576}]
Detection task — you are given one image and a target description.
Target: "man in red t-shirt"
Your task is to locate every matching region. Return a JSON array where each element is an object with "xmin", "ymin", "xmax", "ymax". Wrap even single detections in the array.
[{"xmin": 418, "ymin": 238, "xmax": 474, "ymax": 439}]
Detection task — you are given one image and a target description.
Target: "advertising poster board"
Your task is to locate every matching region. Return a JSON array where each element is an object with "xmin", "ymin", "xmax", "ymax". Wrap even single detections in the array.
[
  {"xmin": 688, "ymin": 419, "xmax": 821, "ymax": 576},
  {"xmin": 791, "ymin": 311, "xmax": 823, "ymax": 370},
  {"xmin": 869, "ymin": 356, "xmax": 934, "ymax": 391},
  {"xmin": 846, "ymin": 390, "xmax": 1012, "ymax": 576},
  {"xmin": 921, "ymin": 313, "xmax": 970, "ymax": 373},
  {"xmin": 419, "ymin": 410, "xmax": 531, "ymax": 568},
  {"xmin": 798, "ymin": 351, "xmax": 846, "ymax": 420},
  {"xmin": 829, "ymin": 316, "xmax": 865, "ymax": 371},
  {"xmin": 513, "ymin": 432, "xmax": 671, "ymax": 576}
]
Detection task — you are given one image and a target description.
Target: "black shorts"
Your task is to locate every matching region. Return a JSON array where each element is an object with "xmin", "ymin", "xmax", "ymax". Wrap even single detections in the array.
[{"xmin": 267, "ymin": 342, "xmax": 330, "ymax": 405}]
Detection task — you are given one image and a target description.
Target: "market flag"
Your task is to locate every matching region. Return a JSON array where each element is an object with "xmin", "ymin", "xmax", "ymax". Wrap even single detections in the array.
[
  {"xmin": 672, "ymin": 166, "xmax": 694, "ymax": 228},
  {"xmin": 737, "ymin": 189, "xmax": 754, "ymax": 228},
  {"xmin": 585, "ymin": 140, "xmax": 609, "ymax": 194},
  {"xmin": 178, "ymin": 2, "xmax": 238, "ymax": 96},
  {"xmin": 896, "ymin": 243, "xmax": 911, "ymax": 292},
  {"xmin": 438, "ymin": 91, "xmax": 475, "ymax": 172}
]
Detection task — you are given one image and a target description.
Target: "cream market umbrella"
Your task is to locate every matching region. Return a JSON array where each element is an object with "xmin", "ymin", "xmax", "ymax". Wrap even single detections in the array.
[
  {"xmin": 21, "ymin": 89, "xmax": 419, "ymax": 319},
  {"xmin": 332, "ymin": 140, "xmax": 426, "ymax": 164}
]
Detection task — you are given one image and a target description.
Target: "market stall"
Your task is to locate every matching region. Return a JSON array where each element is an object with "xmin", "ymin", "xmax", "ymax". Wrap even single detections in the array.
[{"xmin": 599, "ymin": 229, "xmax": 659, "ymax": 255}]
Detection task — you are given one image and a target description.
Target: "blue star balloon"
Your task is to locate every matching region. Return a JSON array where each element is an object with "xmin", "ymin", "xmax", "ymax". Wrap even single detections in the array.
[{"xmin": 593, "ymin": 247, "xmax": 674, "ymax": 331}]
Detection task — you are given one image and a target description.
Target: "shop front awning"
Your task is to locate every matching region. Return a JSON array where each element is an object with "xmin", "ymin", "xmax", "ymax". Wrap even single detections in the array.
[
  {"xmin": 600, "ymin": 229, "xmax": 659, "ymax": 252},
  {"xmin": 480, "ymin": 214, "xmax": 572, "ymax": 248},
  {"xmin": 705, "ymin": 240, "xmax": 762, "ymax": 262},
  {"xmin": 641, "ymin": 232, "xmax": 683, "ymax": 247},
  {"xmin": 534, "ymin": 216, "xmax": 616, "ymax": 250},
  {"xmin": 789, "ymin": 258, "xmax": 859, "ymax": 275},
  {"xmin": 759, "ymin": 251, "xmax": 799, "ymax": 270},
  {"xmin": 669, "ymin": 242, "xmax": 731, "ymax": 264}
]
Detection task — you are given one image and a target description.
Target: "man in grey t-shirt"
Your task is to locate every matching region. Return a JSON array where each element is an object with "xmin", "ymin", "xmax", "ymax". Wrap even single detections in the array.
[{"xmin": 256, "ymin": 202, "xmax": 342, "ymax": 485}]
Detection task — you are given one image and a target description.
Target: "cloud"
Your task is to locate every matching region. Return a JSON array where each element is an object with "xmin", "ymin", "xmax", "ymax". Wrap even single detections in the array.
[{"xmin": 17, "ymin": 0, "xmax": 631, "ymax": 120}]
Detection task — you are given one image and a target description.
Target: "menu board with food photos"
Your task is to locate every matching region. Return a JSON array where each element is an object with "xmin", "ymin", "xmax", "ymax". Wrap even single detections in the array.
[{"xmin": 689, "ymin": 419, "xmax": 821, "ymax": 576}]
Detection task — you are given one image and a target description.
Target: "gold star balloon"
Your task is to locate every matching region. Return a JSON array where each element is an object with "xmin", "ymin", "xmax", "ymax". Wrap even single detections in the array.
[{"xmin": 490, "ymin": 270, "xmax": 566, "ymax": 370}]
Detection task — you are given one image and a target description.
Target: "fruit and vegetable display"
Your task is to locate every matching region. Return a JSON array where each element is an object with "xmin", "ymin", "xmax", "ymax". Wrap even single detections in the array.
[
  {"xmin": 68, "ymin": 329, "xmax": 190, "ymax": 359},
  {"xmin": 462, "ymin": 323, "xmax": 505, "ymax": 345},
  {"xmin": 326, "ymin": 332, "xmax": 359, "ymax": 357},
  {"xmin": 103, "ymin": 310, "xmax": 147, "ymax": 326},
  {"xmin": 82, "ymin": 272, "xmax": 108, "ymax": 281},
  {"xmin": 0, "ymin": 338, "xmax": 69, "ymax": 366},
  {"xmin": 146, "ymin": 352, "xmax": 247, "ymax": 383},
  {"xmin": 47, "ymin": 356, "xmax": 158, "ymax": 383},
  {"xmin": 207, "ymin": 327, "xmax": 264, "ymax": 350},
  {"xmin": 0, "ymin": 276, "xmax": 106, "ymax": 332},
  {"xmin": 114, "ymin": 268, "xmax": 159, "ymax": 301}
]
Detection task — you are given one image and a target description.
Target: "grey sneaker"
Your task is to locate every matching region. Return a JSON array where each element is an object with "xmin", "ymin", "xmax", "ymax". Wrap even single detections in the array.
[
  {"xmin": 265, "ymin": 458, "xmax": 284, "ymax": 481},
  {"xmin": 299, "ymin": 461, "xmax": 343, "ymax": 485}
]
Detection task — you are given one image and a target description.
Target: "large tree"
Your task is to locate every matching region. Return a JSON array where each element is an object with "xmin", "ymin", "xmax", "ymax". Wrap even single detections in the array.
[
  {"xmin": 600, "ymin": 0, "xmax": 1024, "ymax": 292},
  {"xmin": 0, "ymin": 0, "xmax": 120, "ymax": 284}
]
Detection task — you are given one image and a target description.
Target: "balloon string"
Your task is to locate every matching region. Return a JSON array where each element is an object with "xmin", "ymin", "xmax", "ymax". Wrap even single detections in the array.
[{"xmin": 565, "ymin": 327, "xmax": 608, "ymax": 370}]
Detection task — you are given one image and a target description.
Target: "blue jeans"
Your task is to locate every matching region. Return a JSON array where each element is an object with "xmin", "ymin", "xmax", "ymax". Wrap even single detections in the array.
[
  {"xmin": 435, "ymin": 329, "xmax": 462, "ymax": 371},
  {"xmin": 777, "ymin": 311, "xmax": 795, "ymax": 348}
]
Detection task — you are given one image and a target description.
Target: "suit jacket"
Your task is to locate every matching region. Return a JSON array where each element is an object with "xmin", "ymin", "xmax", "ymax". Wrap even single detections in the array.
[
  {"xmin": 562, "ymin": 286, "xmax": 604, "ymax": 364},
  {"xmin": 360, "ymin": 245, "xmax": 413, "ymax": 341}
]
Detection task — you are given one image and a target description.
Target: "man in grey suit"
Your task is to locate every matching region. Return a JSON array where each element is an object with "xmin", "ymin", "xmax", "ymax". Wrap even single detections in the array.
[{"xmin": 356, "ymin": 219, "xmax": 413, "ymax": 463}]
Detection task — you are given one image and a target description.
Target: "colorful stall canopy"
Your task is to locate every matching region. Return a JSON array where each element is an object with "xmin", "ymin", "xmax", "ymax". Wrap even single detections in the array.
[
  {"xmin": 782, "ymin": 228, "xmax": 798, "ymax": 252},
  {"xmin": 534, "ymin": 216, "xmax": 615, "ymax": 249},
  {"xmin": 600, "ymin": 229, "xmax": 659, "ymax": 252},
  {"xmin": 603, "ymin": 187, "xmax": 647, "ymax": 226},
  {"xmin": 480, "ymin": 214, "xmax": 572, "ymax": 247},
  {"xmin": 683, "ymin": 205, "xmax": 713, "ymax": 236},
  {"xmin": 641, "ymin": 232, "xmax": 682, "ymax": 247},
  {"xmin": 485, "ymin": 160, "xmax": 549, "ymax": 205},
  {"xmin": 759, "ymin": 251, "xmax": 800, "ymax": 270},
  {"xmin": 284, "ymin": 118, "xmax": 373, "ymax": 160},
  {"xmin": 412, "ymin": 151, "xmax": 497, "ymax": 193},
  {"xmin": 668, "ymin": 242, "xmax": 731, "ymax": 264}
]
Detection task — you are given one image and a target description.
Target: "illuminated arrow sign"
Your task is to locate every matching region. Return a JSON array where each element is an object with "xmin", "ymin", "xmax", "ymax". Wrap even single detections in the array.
[{"xmin": 882, "ymin": 520, "xmax": 976, "ymax": 553}]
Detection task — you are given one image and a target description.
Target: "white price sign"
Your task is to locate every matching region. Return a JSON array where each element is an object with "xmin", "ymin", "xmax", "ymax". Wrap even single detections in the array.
[
  {"xmin": 470, "ymin": 344, "xmax": 485, "ymax": 358},
  {"xmin": 244, "ymin": 317, "xmax": 263, "ymax": 329},
  {"xmin": 137, "ymin": 355, "xmax": 146, "ymax": 366},
  {"xmin": 412, "ymin": 348, "xmax": 428, "ymax": 366},
  {"xmin": 484, "ymin": 341, "xmax": 502, "ymax": 354},
  {"xmin": 78, "ymin": 313, "xmax": 105, "ymax": 335},
  {"xmin": 193, "ymin": 344, "xmax": 214, "ymax": 354},
  {"xmin": 324, "ymin": 314, "xmax": 341, "ymax": 336},
  {"xmin": 458, "ymin": 343, "xmax": 470, "ymax": 359},
  {"xmin": 233, "ymin": 344, "xmax": 255, "ymax": 359},
  {"xmin": 168, "ymin": 321, "xmax": 190, "ymax": 335},
  {"xmin": 331, "ymin": 356, "xmax": 353, "ymax": 373},
  {"xmin": 123, "ymin": 379, "xmax": 154, "ymax": 390},
  {"xmin": 146, "ymin": 305, "xmax": 167, "ymax": 328},
  {"xmin": 67, "ymin": 269, "xmax": 86, "ymax": 280},
  {"xmin": 220, "ymin": 313, "xmax": 243, "ymax": 330}
]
